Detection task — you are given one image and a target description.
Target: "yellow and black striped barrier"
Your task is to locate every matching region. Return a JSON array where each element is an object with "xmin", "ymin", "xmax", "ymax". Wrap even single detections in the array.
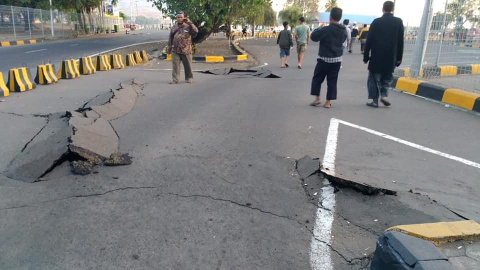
[
  {"xmin": 35, "ymin": 64, "xmax": 58, "ymax": 85},
  {"xmin": 0, "ymin": 39, "xmax": 38, "ymax": 47},
  {"xmin": 7, "ymin": 67, "xmax": 36, "ymax": 92},
  {"xmin": 95, "ymin": 55, "xmax": 112, "ymax": 71},
  {"xmin": 0, "ymin": 72, "xmax": 9, "ymax": 97},
  {"xmin": 162, "ymin": 53, "xmax": 247, "ymax": 62},
  {"xmin": 58, "ymin": 59, "xmax": 80, "ymax": 79},
  {"xmin": 79, "ymin": 57, "xmax": 96, "ymax": 75},
  {"xmin": 109, "ymin": 54, "xmax": 125, "ymax": 69},
  {"xmin": 134, "ymin": 51, "xmax": 144, "ymax": 64},
  {"xmin": 125, "ymin": 54, "xmax": 137, "ymax": 66},
  {"xmin": 397, "ymin": 64, "xmax": 480, "ymax": 78},
  {"xmin": 141, "ymin": 50, "xmax": 149, "ymax": 62},
  {"xmin": 393, "ymin": 76, "xmax": 480, "ymax": 112}
]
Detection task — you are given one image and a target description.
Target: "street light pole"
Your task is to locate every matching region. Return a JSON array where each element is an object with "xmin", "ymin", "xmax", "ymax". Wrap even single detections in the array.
[
  {"xmin": 49, "ymin": 0, "xmax": 55, "ymax": 37},
  {"xmin": 435, "ymin": 0, "xmax": 449, "ymax": 66}
]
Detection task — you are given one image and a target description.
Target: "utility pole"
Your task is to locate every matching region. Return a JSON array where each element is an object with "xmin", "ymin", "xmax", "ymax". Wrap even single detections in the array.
[
  {"xmin": 409, "ymin": 0, "xmax": 434, "ymax": 78},
  {"xmin": 49, "ymin": 0, "xmax": 55, "ymax": 37},
  {"xmin": 435, "ymin": 0, "xmax": 449, "ymax": 66}
]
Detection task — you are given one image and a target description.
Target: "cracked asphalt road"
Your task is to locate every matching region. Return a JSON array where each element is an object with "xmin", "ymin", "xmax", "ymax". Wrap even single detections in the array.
[{"xmin": 0, "ymin": 38, "xmax": 479, "ymax": 269}]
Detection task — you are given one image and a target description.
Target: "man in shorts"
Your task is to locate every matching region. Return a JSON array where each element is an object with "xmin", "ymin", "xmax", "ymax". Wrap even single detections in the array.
[
  {"xmin": 277, "ymin": 21, "xmax": 293, "ymax": 68},
  {"xmin": 295, "ymin": 17, "xmax": 310, "ymax": 69}
]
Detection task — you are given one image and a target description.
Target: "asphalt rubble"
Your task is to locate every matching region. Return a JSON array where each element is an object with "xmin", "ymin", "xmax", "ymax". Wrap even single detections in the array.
[{"xmin": 5, "ymin": 80, "xmax": 144, "ymax": 182}]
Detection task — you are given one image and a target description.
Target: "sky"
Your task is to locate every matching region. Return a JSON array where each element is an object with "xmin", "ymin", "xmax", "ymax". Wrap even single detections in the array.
[{"xmin": 116, "ymin": 0, "xmax": 450, "ymax": 27}]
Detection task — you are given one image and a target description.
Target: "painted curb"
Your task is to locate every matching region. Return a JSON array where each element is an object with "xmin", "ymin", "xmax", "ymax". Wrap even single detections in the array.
[
  {"xmin": 387, "ymin": 220, "xmax": 480, "ymax": 245},
  {"xmin": 0, "ymin": 39, "xmax": 38, "ymax": 47},
  {"xmin": 397, "ymin": 64, "xmax": 480, "ymax": 78},
  {"xmin": 161, "ymin": 53, "xmax": 248, "ymax": 62},
  {"xmin": 393, "ymin": 76, "xmax": 480, "ymax": 112}
]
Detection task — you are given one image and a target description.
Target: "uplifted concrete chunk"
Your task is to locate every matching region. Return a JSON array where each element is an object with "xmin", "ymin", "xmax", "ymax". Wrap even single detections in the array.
[
  {"xmin": 70, "ymin": 117, "xmax": 119, "ymax": 163},
  {"xmin": 5, "ymin": 114, "xmax": 71, "ymax": 182},
  {"xmin": 296, "ymin": 155, "xmax": 319, "ymax": 180}
]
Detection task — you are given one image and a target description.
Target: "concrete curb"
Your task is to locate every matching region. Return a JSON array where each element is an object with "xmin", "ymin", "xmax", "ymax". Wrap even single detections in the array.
[
  {"xmin": 387, "ymin": 220, "xmax": 480, "ymax": 245},
  {"xmin": 161, "ymin": 53, "xmax": 248, "ymax": 62},
  {"xmin": 393, "ymin": 76, "xmax": 480, "ymax": 112},
  {"xmin": 397, "ymin": 64, "xmax": 480, "ymax": 78},
  {"xmin": 0, "ymin": 39, "xmax": 38, "ymax": 47}
]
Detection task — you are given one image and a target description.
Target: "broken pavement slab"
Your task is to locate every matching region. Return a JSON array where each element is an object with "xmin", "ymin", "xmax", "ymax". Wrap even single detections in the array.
[
  {"xmin": 5, "ymin": 80, "xmax": 143, "ymax": 181},
  {"xmin": 5, "ymin": 113, "xmax": 72, "ymax": 183},
  {"xmin": 388, "ymin": 220, "xmax": 480, "ymax": 244}
]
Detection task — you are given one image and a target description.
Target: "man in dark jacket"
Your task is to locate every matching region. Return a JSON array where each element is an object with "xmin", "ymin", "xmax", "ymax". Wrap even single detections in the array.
[
  {"xmin": 364, "ymin": 1, "xmax": 404, "ymax": 107},
  {"xmin": 309, "ymin": 7, "xmax": 348, "ymax": 108}
]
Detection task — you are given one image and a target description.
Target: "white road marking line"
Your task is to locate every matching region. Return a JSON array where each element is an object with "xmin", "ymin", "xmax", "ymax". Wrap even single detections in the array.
[
  {"xmin": 311, "ymin": 117, "xmax": 480, "ymax": 269},
  {"xmin": 337, "ymin": 119, "xmax": 480, "ymax": 169},
  {"xmin": 87, "ymin": 40, "xmax": 168, "ymax": 58},
  {"xmin": 70, "ymin": 44, "xmax": 78, "ymax": 46},
  {"xmin": 25, "ymin": 48, "xmax": 47, "ymax": 54},
  {"xmin": 310, "ymin": 118, "xmax": 338, "ymax": 270}
]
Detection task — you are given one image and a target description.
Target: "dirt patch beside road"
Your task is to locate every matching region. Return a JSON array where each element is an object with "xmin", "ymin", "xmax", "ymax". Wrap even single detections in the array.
[{"xmin": 194, "ymin": 38, "xmax": 239, "ymax": 56}]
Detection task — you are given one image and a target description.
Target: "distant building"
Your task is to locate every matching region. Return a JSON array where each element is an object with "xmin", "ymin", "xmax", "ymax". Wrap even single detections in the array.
[{"xmin": 314, "ymin": 12, "xmax": 377, "ymax": 27}]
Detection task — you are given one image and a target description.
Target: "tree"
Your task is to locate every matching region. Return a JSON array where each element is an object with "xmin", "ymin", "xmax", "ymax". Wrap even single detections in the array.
[
  {"xmin": 286, "ymin": 0, "xmax": 319, "ymax": 15},
  {"xmin": 447, "ymin": 0, "xmax": 480, "ymax": 28},
  {"xmin": 279, "ymin": 6, "xmax": 302, "ymax": 29},
  {"xmin": 263, "ymin": 5, "xmax": 277, "ymax": 26},
  {"xmin": 119, "ymin": 12, "xmax": 127, "ymax": 20},
  {"xmin": 445, "ymin": 0, "xmax": 480, "ymax": 40},
  {"xmin": 148, "ymin": 0, "xmax": 270, "ymax": 43},
  {"xmin": 324, "ymin": 0, "xmax": 338, "ymax": 12}
]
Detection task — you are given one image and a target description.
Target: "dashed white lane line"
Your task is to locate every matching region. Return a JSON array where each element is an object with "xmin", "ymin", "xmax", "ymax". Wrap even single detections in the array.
[
  {"xmin": 70, "ymin": 44, "xmax": 79, "ymax": 47},
  {"xmin": 25, "ymin": 48, "xmax": 47, "ymax": 54}
]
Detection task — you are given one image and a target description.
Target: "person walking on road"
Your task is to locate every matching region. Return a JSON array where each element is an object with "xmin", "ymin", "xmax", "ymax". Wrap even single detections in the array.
[
  {"xmin": 343, "ymin": 19, "xmax": 351, "ymax": 53},
  {"xmin": 349, "ymin": 24, "xmax": 359, "ymax": 53},
  {"xmin": 363, "ymin": 1, "xmax": 404, "ymax": 108},
  {"xmin": 358, "ymin": 24, "xmax": 369, "ymax": 53},
  {"xmin": 295, "ymin": 17, "xmax": 310, "ymax": 69},
  {"xmin": 277, "ymin": 21, "xmax": 293, "ymax": 68},
  {"xmin": 309, "ymin": 7, "xmax": 348, "ymax": 108},
  {"xmin": 166, "ymin": 11, "xmax": 198, "ymax": 84}
]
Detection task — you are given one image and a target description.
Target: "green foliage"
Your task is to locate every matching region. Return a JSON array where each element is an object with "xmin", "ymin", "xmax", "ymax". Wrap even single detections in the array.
[
  {"xmin": 263, "ymin": 5, "xmax": 277, "ymax": 26},
  {"xmin": 279, "ymin": 5, "xmax": 302, "ymax": 29},
  {"xmin": 286, "ymin": 0, "xmax": 319, "ymax": 15},
  {"xmin": 148, "ymin": 0, "xmax": 275, "ymax": 43},
  {"xmin": 447, "ymin": 0, "xmax": 480, "ymax": 29},
  {"xmin": 324, "ymin": 0, "xmax": 338, "ymax": 12},
  {"xmin": 119, "ymin": 12, "xmax": 127, "ymax": 20}
]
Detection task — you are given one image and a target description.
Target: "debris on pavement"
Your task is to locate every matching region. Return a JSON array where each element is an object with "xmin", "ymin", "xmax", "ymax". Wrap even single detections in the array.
[
  {"xmin": 104, "ymin": 152, "xmax": 133, "ymax": 166},
  {"xmin": 71, "ymin": 160, "xmax": 94, "ymax": 175}
]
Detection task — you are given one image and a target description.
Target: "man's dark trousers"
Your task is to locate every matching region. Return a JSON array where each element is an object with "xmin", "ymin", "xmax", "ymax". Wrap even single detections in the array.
[{"xmin": 311, "ymin": 59, "xmax": 341, "ymax": 100}]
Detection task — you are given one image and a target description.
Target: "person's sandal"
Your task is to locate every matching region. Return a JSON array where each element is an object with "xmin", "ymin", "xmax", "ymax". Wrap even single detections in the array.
[
  {"xmin": 187, "ymin": 79, "xmax": 193, "ymax": 83},
  {"xmin": 310, "ymin": 101, "xmax": 321, "ymax": 107},
  {"xmin": 169, "ymin": 81, "xmax": 178, "ymax": 84},
  {"xmin": 285, "ymin": 63, "xmax": 289, "ymax": 67},
  {"xmin": 298, "ymin": 65, "xmax": 302, "ymax": 69},
  {"xmin": 324, "ymin": 104, "xmax": 331, "ymax": 109}
]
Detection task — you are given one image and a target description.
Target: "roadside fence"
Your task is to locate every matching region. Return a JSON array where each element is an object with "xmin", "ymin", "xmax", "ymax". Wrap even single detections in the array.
[
  {"xmin": 0, "ymin": 4, "xmax": 125, "ymax": 41},
  {"xmin": 395, "ymin": 0, "xmax": 480, "ymax": 93}
]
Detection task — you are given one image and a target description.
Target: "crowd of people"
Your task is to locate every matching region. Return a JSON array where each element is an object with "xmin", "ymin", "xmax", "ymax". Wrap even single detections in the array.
[{"xmin": 165, "ymin": 1, "xmax": 404, "ymax": 109}]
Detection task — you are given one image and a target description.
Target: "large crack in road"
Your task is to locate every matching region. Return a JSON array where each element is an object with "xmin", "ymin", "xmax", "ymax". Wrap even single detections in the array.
[{"xmin": 4, "ymin": 80, "xmax": 145, "ymax": 182}]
